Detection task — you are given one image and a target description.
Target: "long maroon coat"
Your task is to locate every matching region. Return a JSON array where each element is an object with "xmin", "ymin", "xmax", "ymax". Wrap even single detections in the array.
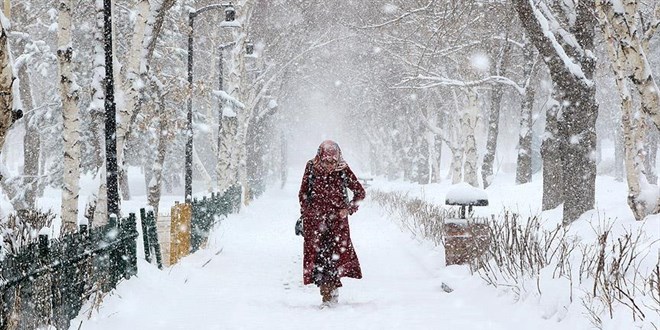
[{"xmin": 298, "ymin": 160, "xmax": 366, "ymax": 286}]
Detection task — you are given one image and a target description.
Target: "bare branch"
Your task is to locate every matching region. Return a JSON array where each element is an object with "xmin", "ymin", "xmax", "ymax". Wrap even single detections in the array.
[{"xmin": 354, "ymin": 0, "xmax": 435, "ymax": 30}]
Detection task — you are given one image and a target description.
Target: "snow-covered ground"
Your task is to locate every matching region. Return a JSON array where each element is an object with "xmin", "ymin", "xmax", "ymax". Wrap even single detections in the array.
[{"xmin": 68, "ymin": 167, "xmax": 659, "ymax": 330}]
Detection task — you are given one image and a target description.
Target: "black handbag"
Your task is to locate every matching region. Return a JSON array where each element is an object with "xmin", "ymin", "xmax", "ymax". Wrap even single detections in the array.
[{"xmin": 295, "ymin": 216, "xmax": 303, "ymax": 236}]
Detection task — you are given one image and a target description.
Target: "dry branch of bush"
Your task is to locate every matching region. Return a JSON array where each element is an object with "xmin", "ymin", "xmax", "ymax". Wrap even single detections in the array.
[
  {"xmin": 370, "ymin": 189, "xmax": 659, "ymax": 327},
  {"xmin": 0, "ymin": 209, "xmax": 55, "ymax": 256},
  {"xmin": 370, "ymin": 189, "xmax": 454, "ymax": 246}
]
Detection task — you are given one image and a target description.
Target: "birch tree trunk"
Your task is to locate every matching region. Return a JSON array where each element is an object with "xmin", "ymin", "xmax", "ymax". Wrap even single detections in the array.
[
  {"xmin": 433, "ymin": 133, "xmax": 442, "ymax": 183},
  {"xmin": 597, "ymin": 0, "xmax": 659, "ymax": 218},
  {"xmin": 613, "ymin": 103, "xmax": 625, "ymax": 182},
  {"xmin": 147, "ymin": 77, "xmax": 172, "ymax": 217},
  {"xmin": 114, "ymin": 0, "xmax": 149, "ymax": 201},
  {"xmin": 218, "ymin": 0, "xmax": 254, "ymax": 196},
  {"xmin": 0, "ymin": 12, "xmax": 14, "ymax": 154},
  {"xmin": 463, "ymin": 90, "xmax": 479, "ymax": 187},
  {"xmin": 603, "ymin": 17, "xmax": 648, "ymax": 219},
  {"xmin": 91, "ymin": 0, "xmax": 108, "ymax": 226},
  {"xmin": 645, "ymin": 120, "xmax": 658, "ymax": 184},
  {"xmin": 18, "ymin": 55, "xmax": 39, "ymax": 209},
  {"xmin": 58, "ymin": 0, "xmax": 81, "ymax": 234},
  {"xmin": 446, "ymin": 89, "xmax": 463, "ymax": 184},
  {"xmin": 598, "ymin": 0, "xmax": 660, "ymax": 130}
]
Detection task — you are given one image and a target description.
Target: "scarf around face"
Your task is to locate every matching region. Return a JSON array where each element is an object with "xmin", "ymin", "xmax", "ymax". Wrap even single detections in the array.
[{"xmin": 312, "ymin": 140, "xmax": 347, "ymax": 176}]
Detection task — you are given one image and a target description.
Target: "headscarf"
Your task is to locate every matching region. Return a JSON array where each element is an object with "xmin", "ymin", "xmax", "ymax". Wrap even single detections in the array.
[{"xmin": 312, "ymin": 140, "xmax": 347, "ymax": 175}]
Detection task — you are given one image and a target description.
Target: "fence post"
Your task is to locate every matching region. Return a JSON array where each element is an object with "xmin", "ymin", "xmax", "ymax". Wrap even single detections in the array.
[
  {"xmin": 124, "ymin": 213, "xmax": 138, "ymax": 278},
  {"xmin": 147, "ymin": 210, "xmax": 163, "ymax": 269},
  {"xmin": 36, "ymin": 233, "xmax": 52, "ymax": 328},
  {"xmin": 107, "ymin": 214, "xmax": 120, "ymax": 288},
  {"xmin": 140, "ymin": 208, "xmax": 152, "ymax": 263},
  {"xmin": 191, "ymin": 199, "xmax": 200, "ymax": 253}
]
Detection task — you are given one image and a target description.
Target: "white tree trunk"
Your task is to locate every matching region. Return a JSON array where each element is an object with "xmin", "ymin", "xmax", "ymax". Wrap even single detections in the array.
[
  {"xmin": 58, "ymin": 0, "xmax": 81, "ymax": 234},
  {"xmin": 93, "ymin": 168, "xmax": 108, "ymax": 227},
  {"xmin": 0, "ymin": 12, "xmax": 13, "ymax": 152},
  {"xmin": 91, "ymin": 0, "xmax": 108, "ymax": 226},
  {"xmin": 600, "ymin": 7, "xmax": 647, "ymax": 219},
  {"xmin": 463, "ymin": 90, "xmax": 479, "ymax": 187},
  {"xmin": 598, "ymin": 0, "xmax": 660, "ymax": 130},
  {"xmin": 597, "ymin": 0, "xmax": 660, "ymax": 218},
  {"xmin": 217, "ymin": 0, "xmax": 255, "ymax": 197},
  {"xmin": 114, "ymin": 0, "xmax": 149, "ymax": 201},
  {"xmin": 147, "ymin": 78, "xmax": 172, "ymax": 216},
  {"xmin": 425, "ymin": 126, "xmax": 436, "ymax": 184}
]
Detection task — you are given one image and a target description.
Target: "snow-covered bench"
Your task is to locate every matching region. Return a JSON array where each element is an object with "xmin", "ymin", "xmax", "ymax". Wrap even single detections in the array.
[
  {"xmin": 443, "ymin": 183, "xmax": 489, "ymax": 265},
  {"xmin": 444, "ymin": 182, "xmax": 488, "ymax": 219}
]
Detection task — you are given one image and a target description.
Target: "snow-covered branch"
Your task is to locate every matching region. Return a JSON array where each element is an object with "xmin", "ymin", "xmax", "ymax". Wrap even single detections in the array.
[
  {"xmin": 399, "ymin": 74, "xmax": 525, "ymax": 95},
  {"xmin": 212, "ymin": 90, "xmax": 246, "ymax": 117},
  {"xmin": 355, "ymin": 0, "xmax": 434, "ymax": 29},
  {"xmin": 531, "ymin": 0, "xmax": 590, "ymax": 85}
]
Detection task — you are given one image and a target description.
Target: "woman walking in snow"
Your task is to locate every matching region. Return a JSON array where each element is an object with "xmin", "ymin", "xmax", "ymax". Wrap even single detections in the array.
[{"xmin": 298, "ymin": 140, "xmax": 366, "ymax": 306}]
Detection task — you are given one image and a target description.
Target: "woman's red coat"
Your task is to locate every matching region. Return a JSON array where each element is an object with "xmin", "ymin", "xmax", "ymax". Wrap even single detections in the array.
[{"xmin": 298, "ymin": 161, "xmax": 366, "ymax": 285}]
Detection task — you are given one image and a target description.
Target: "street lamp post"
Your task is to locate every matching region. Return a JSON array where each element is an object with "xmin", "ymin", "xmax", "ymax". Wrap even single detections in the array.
[
  {"xmin": 103, "ymin": 0, "xmax": 119, "ymax": 220},
  {"xmin": 185, "ymin": 3, "xmax": 236, "ymax": 202}
]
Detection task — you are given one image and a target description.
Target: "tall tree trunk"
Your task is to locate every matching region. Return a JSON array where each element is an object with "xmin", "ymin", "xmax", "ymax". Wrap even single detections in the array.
[
  {"xmin": 598, "ymin": 0, "xmax": 652, "ymax": 219},
  {"xmin": 115, "ymin": 0, "xmax": 150, "ymax": 201},
  {"xmin": 541, "ymin": 97, "xmax": 563, "ymax": 210},
  {"xmin": 513, "ymin": 0, "xmax": 599, "ymax": 224},
  {"xmin": 482, "ymin": 83, "xmax": 503, "ymax": 189},
  {"xmin": 645, "ymin": 123, "xmax": 658, "ymax": 184},
  {"xmin": 147, "ymin": 77, "xmax": 172, "ymax": 217},
  {"xmin": 58, "ymin": 0, "xmax": 81, "ymax": 234},
  {"xmin": 91, "ymin": 0, "xmax": 108, "ymax": 227},
  {"xmin": 613, "ymin": 102, "xmax": 625, "ymax": 182},
  {"xmin": 18, "ymin": 57, "xmax": 39, "ymax": 209},
  {"xmin": 0, "ymin": 13, "xmax": 14, "ymax": 153},
  {"xmin": 463, "ymin": 90, "xmax": 479, "ymax": 187},
  {"xmin": 599, "ymin": 0, "xmax": 660, "ymax": 130},
  {"xmin": 516, "ymin": 43, "xmax": 538, "ymax": 184},
  {"xmin": 433, "ymin": 133, "xmax": 442, "ymax": 183},
  {"xmin": 482, "ymin": 40, "xmax": 511, "ymax": 189},
  {"xmin": 279, "ymin": 131, "xmax": 287, "ymax": 188},
  {"xmin": 221, "ymin": 0, "xmax": 255, "ymax": 203}
]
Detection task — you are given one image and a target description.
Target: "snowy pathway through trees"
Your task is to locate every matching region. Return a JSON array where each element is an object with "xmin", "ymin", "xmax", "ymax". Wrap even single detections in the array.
[{"xmin": 73, "ymin": 179, "xmax": 560, "ymax": 330}]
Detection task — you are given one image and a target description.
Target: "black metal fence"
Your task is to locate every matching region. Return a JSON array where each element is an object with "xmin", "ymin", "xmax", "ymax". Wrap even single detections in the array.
[
  {"xmin": 191, "ymin": 184, "xmax": 241, "ymax": 253},
  {"xmin": 0, "ymin": 214, "xmax": 138, "ymax": 330},
  {"xmin": 0, "ymin": 185, "xmax": 243, "ymax": 329}
]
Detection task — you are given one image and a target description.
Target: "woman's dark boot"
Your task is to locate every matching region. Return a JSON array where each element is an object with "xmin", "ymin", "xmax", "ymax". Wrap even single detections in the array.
[{"xmin": 320, "ymin": 285, "xmax": 332, "ymax": 303}]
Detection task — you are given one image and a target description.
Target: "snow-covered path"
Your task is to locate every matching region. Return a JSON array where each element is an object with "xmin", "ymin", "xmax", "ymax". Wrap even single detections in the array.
[{"xmin": 72, "ymin": 180, "xmax": 560, "ymax": 330}]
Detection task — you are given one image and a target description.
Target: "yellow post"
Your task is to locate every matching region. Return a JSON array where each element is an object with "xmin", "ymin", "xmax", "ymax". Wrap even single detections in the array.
[
  {"xmin": 3, "ymin": 0, "xmax": 10, "ymax": 19},
  {"xmin": 170, "ymin": 202, "xmax": 192, "ymax": 265}
]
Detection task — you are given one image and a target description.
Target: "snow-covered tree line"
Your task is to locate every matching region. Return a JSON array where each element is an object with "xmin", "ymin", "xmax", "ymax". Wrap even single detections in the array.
[
  {"xmin": 268, "ymin": 0, "xmax": 659, "ymax": 224},
  {"xmin": 0, "ymin": 0, "xmax": 331, "ymax": 235},
  {"xmin": 0, "ymin": 0, "xmax": 658, "ymax": 233}
]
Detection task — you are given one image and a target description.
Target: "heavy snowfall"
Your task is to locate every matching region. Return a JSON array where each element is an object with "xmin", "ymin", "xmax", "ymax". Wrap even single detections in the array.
[{"xmin": 0, "ymin": 1, "xmax": 658, "ymax": 329}]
